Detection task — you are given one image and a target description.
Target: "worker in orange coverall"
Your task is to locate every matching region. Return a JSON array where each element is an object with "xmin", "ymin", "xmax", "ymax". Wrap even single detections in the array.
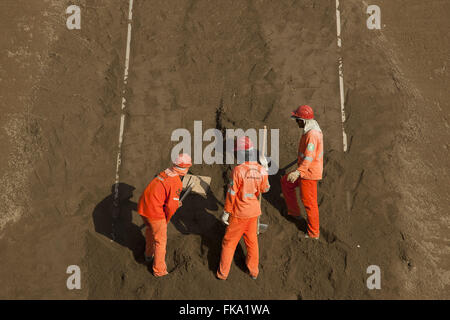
[
  {"xmin": 217, "ymin": 136, "xmax": 270, "ymax": 280},
  {"xmin": 281, "ymin": 105, "xmax": 323, "ymax": 239},
  {"xmin": 137, "ymin": 153, "xmax": 192, "ymax": 277}
]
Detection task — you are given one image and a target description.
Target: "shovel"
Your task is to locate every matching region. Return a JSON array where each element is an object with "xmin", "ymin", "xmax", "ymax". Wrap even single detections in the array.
[
  {"xmin": 181, "ymin": 174, "xmax": 211, "ymax": 199},
  {"xmin": 257, "ymin": 126, "xmax": 269, "ymax": 235}
]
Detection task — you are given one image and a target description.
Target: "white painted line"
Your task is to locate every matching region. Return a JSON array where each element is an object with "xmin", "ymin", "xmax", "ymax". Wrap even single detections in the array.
[
  {"xmin": 336, "ymin": 0, "xmax": 342, "ymax": 48},
  {"xmin": 335, "ymin": 0, "xmax": 348, "ymax": 152},
  {"xmin": 122, "ymin": 0, "xmax": 134, "ymax": 88},
  {"xmin": 113, "ymin": 0, "xmax": 134, "ymax": 206}
]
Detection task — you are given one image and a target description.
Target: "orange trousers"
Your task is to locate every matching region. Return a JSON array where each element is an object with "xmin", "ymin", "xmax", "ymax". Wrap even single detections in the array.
[
  {"xmin": 281, "ymin": 175, "xmax": 320, "ymax": 238},
  {"xmin": 217, "ymin": 216, "xmax": 259, "ymax": 280},
  {"xmin": 144, "ymin": 218, "xmax": 168, "ymax": 277}
]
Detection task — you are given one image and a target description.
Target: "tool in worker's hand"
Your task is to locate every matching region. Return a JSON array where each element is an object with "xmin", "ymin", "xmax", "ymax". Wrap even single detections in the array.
[
  {"xmin": 182, "ymin": 174, "xmax": 211, "ymax": 197},
  {"xmin": 181, "ymin": 174, "xmax": 211, "ymax": 201},
  {"xmin": 258, "ymin": 218, "xmax": 268, "ymax": 234},
  {"xmin": 257, "ymin": 126, "xmax": 269, "ymax": 235},
  {"xmin": 280, "ymin": 159, "xmax": 298, "ymax": 175},
  {"xmin": 180, "ymin": 185, "xmax": 193, "ymax": 202}
]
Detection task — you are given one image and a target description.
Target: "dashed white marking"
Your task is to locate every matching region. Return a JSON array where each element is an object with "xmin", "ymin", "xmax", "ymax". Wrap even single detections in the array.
[
  {"xmin": 335, "ymin": 0, "xmax": 348, "ymax": 152},
  {"xmin": 114, "ymin": 0, "xmax": 134, "ymax": 199}
]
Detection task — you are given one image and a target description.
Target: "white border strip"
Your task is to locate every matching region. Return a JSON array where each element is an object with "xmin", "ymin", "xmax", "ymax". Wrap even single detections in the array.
[
  {"xmin": 114, "ymin": 0, "xmax": 134, "ymax": 198},
  {"xmin": 336, "ymin": 0, "xmax": 348, "ymax": 152}
]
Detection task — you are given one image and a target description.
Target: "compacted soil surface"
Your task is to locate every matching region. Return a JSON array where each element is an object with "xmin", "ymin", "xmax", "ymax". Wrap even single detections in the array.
[{"xmin": 0, "ymin": 0, "xmax": 448, "ymax": 299}]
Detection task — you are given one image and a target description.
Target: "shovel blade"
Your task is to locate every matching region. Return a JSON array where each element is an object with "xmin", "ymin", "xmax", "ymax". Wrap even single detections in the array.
[
  {"xmin": 258, "ymin": 223, "xmax": 268, "ymax": 234},
  {"xmin": 182, "ymin": 174, "xmax": 211, "ymax": 197}
]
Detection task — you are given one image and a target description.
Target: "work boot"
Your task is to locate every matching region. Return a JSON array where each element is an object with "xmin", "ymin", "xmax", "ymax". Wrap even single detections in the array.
[
  {"xmin": 304, "ymin": 234, "xmax": 319, "ymax": 240},
  {"xmin": 144, "ymin": 254, "xmax": 154, "ymax": 263},
  {"xmin": 247, "ymin": 271, "xmax": 258, "ymax": 280}
]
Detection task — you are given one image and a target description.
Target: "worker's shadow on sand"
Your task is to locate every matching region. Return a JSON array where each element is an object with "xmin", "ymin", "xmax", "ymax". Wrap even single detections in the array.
[
  {"xmin": 171, "ymin": 190, "xmax": 249, "ymax": 274},
  {"xmin": 92, "ymin": 183, "xmax": 146, "ymax": 263},
  {"xmin": 262, "ymin": 161, "xmax": 308, "ymax": 234}
]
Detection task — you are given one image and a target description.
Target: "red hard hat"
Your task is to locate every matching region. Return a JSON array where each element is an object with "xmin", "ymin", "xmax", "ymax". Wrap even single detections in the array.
[
  {"xmin": 291, "ymin": 105, "xmax": 314, "ymax": 120},
  {"xmin": 235, "ymin": 136, "xmax": 254, "ymax": 151},
  {"xmin": 173, "ymin": 153, "xmax": 192, "ymax": 168}
]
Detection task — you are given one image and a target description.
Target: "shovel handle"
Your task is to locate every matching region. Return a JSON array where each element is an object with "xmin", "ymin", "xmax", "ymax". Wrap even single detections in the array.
[
  {"xmin": 259, "ymin": 125, "xmax": 267, "ymax": 201},
  {"xmin": 180, "ymin": 185, "xmax": 193, "ymax": 202},
  {"xmin": 258, "ymin": 126, "xmax": 267, "ymax": 235}
]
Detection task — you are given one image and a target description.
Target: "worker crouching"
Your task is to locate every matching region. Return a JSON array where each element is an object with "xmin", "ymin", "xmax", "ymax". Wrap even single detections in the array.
[
  {"xmin": 217, "ymin": 136, "xmax": 270, "ymax": 280},
  {"xmin": 137, "ymin": 153, "xmax": 192, "ymax": 277}
]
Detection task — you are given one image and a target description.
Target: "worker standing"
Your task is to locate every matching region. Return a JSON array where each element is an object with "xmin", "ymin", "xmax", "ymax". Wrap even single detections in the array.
[
  {"xmin": 137, "ymin": 153, "xmax": 192, "ymax": 277},
  {"xmin": 217, "ymin": 136, "xmax": 270, "ymax": 280},
  {"xmin": 281, "ymin": 105, "xmax": 323, "ymax": 239}
]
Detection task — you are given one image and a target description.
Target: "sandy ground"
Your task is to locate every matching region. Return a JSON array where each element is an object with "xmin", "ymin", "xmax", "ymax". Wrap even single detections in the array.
[{"xmin": 0, "ymin": 0, "xmax": 448, "ymax": 299}]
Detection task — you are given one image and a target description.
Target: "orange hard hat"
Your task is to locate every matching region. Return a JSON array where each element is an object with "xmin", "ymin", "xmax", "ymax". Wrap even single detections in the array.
[
  {"xmin": 173, "ymin": 153, "xmax": 192, "ymax": 168},
  {"xmin": 291, "ymin": 105, "xmax": 314, "ymax": 120},
  {"xmin": 235, "ymin": 136, "xmax": 254, "ymax": 151}
]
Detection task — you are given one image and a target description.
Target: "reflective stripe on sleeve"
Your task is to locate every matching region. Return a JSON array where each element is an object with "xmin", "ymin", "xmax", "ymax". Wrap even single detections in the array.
[
  {"xmin": 173, "ymin": 198, "xmax": 179, "ymax": 201},
  {"xmin": 299, "ymin": 152, "xmax": 313, "ymax": 161},
  {"xmin": 228, "ymin": 189, "xmax": 236, "ymax": 196}
]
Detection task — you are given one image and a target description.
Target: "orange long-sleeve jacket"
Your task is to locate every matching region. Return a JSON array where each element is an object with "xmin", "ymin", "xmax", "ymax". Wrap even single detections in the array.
[
  {"xmin": 224, "ymin": 161, "xmax": 270, "ymax": 219},
  {"xmin": 297, "ymin": 129, "xmax": 324, "ymax": 180},
  {"xmin": 137, "ymin": 169, "xmax": 183, "ymax": 222}
]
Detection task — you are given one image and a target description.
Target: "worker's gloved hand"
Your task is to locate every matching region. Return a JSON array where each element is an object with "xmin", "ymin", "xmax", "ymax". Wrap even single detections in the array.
[
  {"xmin": 178, "ymin": 201, "xmax": 183, "ymax": 208},
  {"xmin": 287, "ymin": 170, "xmax": 300, "ymax": 183},
  {"xmin": 259, "ymin": 156, "xmax": 269, "ymax": 172},
  {"xmin": 221, "ymin": 212, "xmax": 230, "ymax": 225}
]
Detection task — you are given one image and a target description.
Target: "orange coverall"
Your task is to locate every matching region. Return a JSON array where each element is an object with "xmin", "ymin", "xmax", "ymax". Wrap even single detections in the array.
[
  {"xmin": 281, "ymin": 129, "xmax": 323, "ymax": 238},
  {"xmin": 137, "ymin": 169, "xmax": 182, "ymax": 277},
  {"xmin": 217, "ymin": 161, "xmax": 270, "ymax": 280}
]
